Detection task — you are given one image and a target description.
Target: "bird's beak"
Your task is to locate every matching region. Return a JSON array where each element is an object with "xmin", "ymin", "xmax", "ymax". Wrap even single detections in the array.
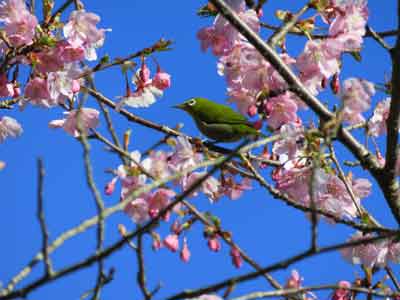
[{"xmin": 172, "ymin": 103, "xmax": 184, "ymax": 110}]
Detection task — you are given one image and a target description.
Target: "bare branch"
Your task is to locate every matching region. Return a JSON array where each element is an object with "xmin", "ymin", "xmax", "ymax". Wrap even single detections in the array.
[{"xmin": 36, "ymin": 158, "xmax": 53, "ymax": 277}]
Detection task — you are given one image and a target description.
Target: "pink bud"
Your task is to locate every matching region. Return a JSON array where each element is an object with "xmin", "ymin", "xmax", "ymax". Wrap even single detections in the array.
[
  {"xmin": 140, "ymin": 61, "xmax": 151, "ymax": 83},
  {"xmin": 247, "ymin": 105, "xmax": 257, "ymax": 117},
  {"xmin": 230, "ymin": 246, "xmax": 242, "ymax": 268},
  {"xmin": 153, "ymin": 70, "xmax": 171, "ymax": 90},
  {"xmin": 72, "ymin": 80, "xmax": 81, "ymax": 93},
  {"xmin": 180, "ymin": 238, "xmax": 191, "ymax": 263},
  {"xmin": 105, "ymin": 178, "xmax": 116, "ymax": 195},
  {"xmin": 253, "ymin": 119, "xmax": 263, "ymax": 130},
  {"xmin": 208, "ymin": 237, "xmax": 221, "ymax": 252},
  {"xmin": 163, "ymin": 234, "xmax": 179, "ymax": 252},
  {"xmin": 257, "ymin": 8, "xmax": 263, "ymax": 17}
]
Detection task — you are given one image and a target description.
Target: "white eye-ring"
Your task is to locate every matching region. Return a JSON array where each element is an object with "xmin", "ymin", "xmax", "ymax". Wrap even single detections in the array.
[{"xmin": 187, "ymin": 99, "xmax": 196, "ymax": 106}]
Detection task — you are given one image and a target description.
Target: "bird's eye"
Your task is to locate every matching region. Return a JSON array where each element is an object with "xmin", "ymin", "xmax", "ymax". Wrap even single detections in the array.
[{"xmin": 187, "ymin": 99, "xmax": 196, "ymax": 106}]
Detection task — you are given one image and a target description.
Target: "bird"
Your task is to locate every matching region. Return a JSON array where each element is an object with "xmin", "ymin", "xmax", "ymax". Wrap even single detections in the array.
[{"xmin": 173, "ymin": 97, "xmax": 262, "ymax": 143}]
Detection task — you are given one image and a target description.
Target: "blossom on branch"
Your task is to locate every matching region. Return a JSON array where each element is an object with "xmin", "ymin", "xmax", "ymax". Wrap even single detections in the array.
[{"xmin": 48, "ymin": 107, "xmax": 99, "ymax": 137}]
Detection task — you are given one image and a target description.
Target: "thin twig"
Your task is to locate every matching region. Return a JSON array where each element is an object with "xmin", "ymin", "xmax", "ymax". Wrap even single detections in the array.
[
  {"xmin": 268, "ymin": 3, "xmax": 311, "ymax": 46},
  {"xmin": 366, "ymin": 25, "xmax": 392, "ymax": 51},
  {"xmin": 77, "ymin": 110, "xmax": 106, "ymax": 300},
  {"xmin": 137, "ymin": 234, "xmax": 151, "ymax": 300},
  {"xmin": 36, "ymin": 158, "xmax": 53, "ymax": 277}
]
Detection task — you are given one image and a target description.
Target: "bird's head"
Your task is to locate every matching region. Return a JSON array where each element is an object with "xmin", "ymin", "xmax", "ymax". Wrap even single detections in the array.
[{"xmin": 173, "ymin": 97, "xmax": 206, "ymax": 117}]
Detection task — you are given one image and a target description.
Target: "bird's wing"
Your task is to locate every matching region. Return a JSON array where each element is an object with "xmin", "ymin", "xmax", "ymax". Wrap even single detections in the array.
[{"xmin": 195, "ymin": 101, "xmax": 252, "ymax": 125}]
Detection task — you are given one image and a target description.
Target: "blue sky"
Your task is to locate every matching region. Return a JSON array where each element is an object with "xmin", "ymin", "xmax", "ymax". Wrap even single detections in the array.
[{"xmin": 0, "ymin": 1, "xmax": 398, "ymax": 299}]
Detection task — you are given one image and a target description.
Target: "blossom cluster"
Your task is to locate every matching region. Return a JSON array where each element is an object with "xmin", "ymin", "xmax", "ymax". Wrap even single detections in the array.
[
  {"xmin": 105, "ymin": 136, "xmax": 252, "ymax": 263},
  {"xmin": 0, "ymin": 0, "xmax": 171, "ymax": 142},
  {"xmin": 195, "ymin": 0, "xmax": 399, "ymax": 269}
]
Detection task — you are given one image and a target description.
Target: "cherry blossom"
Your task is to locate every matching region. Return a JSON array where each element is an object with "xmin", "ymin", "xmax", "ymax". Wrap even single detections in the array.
[
  {"xmin": 368, "ymin": 98, "xmax": 391, "ymax": 137},
  {"xmin": 49, "ymin": 108, "xmax": 99, "ymax": 137},
  {"xmin": 0, "ymin": 0, "xmax": 38, "ymax": 47},
  {"xmin": 265, "ymin": 92, "xmax": 299, "ymax": 130},
  {"xmin": 0, "ymin": 74, "xmax": 14, "ymax": 97},
  {"xmin": 24, "ymin": 77, "xmax": 54, "ymax": 107},
  {"xmin": 63, "ymin": 10, "xmax": 109, "ymax": 61},
  {"xmin": 296, "ymin": 39, "xmax": 341, "ymax": 95},
  {"xmin": 339, "ymin": 78, "xmax": 375, "ymax": 124},
  {"xmin": 0, "ymin": 115, "xmax": 22, "ymax": 142}
]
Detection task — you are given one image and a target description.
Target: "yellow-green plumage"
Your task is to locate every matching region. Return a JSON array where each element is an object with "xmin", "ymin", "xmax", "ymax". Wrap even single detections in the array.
[{"xmin": 173, "ymin": 97, "xmax": 260, "ymax": 142}]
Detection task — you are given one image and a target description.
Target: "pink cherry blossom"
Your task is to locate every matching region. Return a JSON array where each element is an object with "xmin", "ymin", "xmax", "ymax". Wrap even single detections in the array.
[
  {"xmin": 329, "ymin": 2, "xmax": 368, "ymax": 52},
  {"xmin": 168, "ymin": 136, "xmax": 203, "ymax": 173},
  {"xmin": 49, "ymin": 108, "xmax": 99, "ymax": 137},
  {"xmin": 341, "ymin": 232, "xmax": 390, "ymax": 267},
  {"xmin": 163, "ymin": 234, "xmax": 179, "ymax": 252},
  {"xmin": 142, "ymin": 150, "xmax": 171, "ymax": 179},
  {"xmin": 272, "ymin": 123, "xmax": 305, "ymax": 164},
  {"xmin": 152, "ymin": 68, "xmax": 171, "ymax": 90},
  {"xmin": 124, "ymin": 198, "xmax": 149, "ymax": 224},
  {"xmin": 197, "ymin": 8, "xmax": 259, "ymax": 57},
  {"xmin": 63, "ymin": 10, "xmax": 108, "ymax": 61},
  {"xmin": 24, "ymin": 77, "xmax": 54, "ymax": 107},
  {"xmin": 332, "ymin": 281, "xmax": 351, "ymax": 300},
  {"xmin": 147, "ymin": 188, "xmax": 176, "ymax": 221},
  {"xmin": 33, "ymin": 47, "xmax": 64, "ymax": 74},
  {"xmin": 57, "ymin": 41, "xmax": 85, "ymax": 63},
  {"xmin": 222, "ymin": 176, "xmax": 252, "ymax": 200},
  {"xmin": 180, "ymin": 238, "xmax": 191, "ymax": 263},
  {"xmin": 368, "ymin": 98, "xmax": 391, "ymax": 137},
  {"xmin": 47, "ymin": 63, "xmax": 82, "ymax": 104},
  {"xmin": 265, "ymin": 92, "xmax": 299, "ymax": 130},
  {"xmin": 0, "ymin": 74, "xmax": 14, "ymax": 97},
  {"xmin": 297, "ymin": 39, "xmax": 341, "ymax": 95},
  {"xmin": 0, "ymin": 115, "xmax": 22, "ymax": 142},
  {"xmin": 116, "ymin": 62, "xmax": 170, "ymax": 110},
  {"xmin": 0, "ymin": 0, "xmax": 38, "ymax": 47},
  {"xmin": 340, "ymin": 78, "xmax": 375, "ymax": 124},
  {"xmin": 285, "ymin": 270, "xmax": 303, "ymax": 289},
  {"xmin": 181, "ymin": 172, "xmax": 221, "ymax": 202}
]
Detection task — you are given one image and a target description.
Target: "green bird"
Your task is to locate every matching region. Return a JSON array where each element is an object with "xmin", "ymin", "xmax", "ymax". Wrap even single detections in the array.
[{"xmin": 173, "ymin": 97, "xmax": 261, "ymax": 143}]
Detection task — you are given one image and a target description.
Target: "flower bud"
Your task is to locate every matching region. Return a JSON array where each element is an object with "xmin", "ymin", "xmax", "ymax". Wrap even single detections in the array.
[
  {"xmin": 180, "ymin": 238, "xmax": 191, "ymax": 263},
  {"xmin": 230, "ymin": 246, "xmax": 242, "ymax": 268},
  {"xmin": 163, "ymin": 234, "xmax": 179, "ymax": 252}
]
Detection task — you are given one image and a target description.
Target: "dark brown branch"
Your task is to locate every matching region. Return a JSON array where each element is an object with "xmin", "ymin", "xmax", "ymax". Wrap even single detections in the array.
[
  {"xmin": 382, "ymin": 0, "xmax": 400, "ymax": 225},
  {"xmin": 137, "ymin": 234, "xmax": 151, "ymax": 300},
  {"xmin": 36, "ymin": 158, "xmax": 53, "ymax": 276}
]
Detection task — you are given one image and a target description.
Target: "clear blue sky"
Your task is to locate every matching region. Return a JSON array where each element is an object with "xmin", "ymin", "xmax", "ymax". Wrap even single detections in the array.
[{"xmin": 0, "ymin": 1, "xmax": 397, "ymax": 299}]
